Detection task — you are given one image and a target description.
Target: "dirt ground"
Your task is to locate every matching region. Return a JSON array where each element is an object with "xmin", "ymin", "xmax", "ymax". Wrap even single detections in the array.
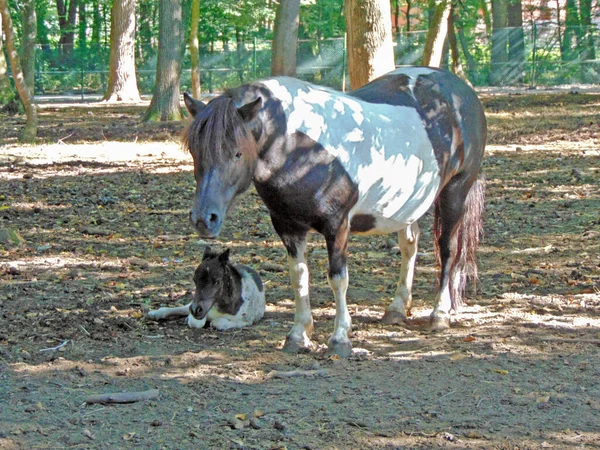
[{"xmin": 0, "ymin": 93, "xmax": 599, "ymax": 449}]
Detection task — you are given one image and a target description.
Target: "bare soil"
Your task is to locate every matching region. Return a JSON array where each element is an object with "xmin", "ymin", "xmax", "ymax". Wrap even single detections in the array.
[{"xmin": 0, "ymin": 94, "xmax": 599, "ymax": 450}]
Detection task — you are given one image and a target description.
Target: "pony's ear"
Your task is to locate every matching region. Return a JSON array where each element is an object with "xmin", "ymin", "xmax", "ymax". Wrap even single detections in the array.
[
  {"xmin": 202, "ymin": 246, "xmax": 217, "ymax": 261},
  {"xmin": 183, "ymin": 92, "xmax": 206, "ymax": 117},
  {"xmin": 237, "ymin": 98, "xmax": 262, "ymax": 122},
  {"xmin": 218, "ymin": 248, "xmax": 230, "ymax": 265}
]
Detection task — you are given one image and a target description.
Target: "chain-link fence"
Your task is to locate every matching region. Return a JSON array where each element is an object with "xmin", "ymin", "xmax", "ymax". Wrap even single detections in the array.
[{"xmin": 24, "ymin": 23, "xmax": 600, "ymax": 98}]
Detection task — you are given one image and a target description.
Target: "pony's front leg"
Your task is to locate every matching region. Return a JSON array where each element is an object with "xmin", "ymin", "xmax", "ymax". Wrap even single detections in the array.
[
  {"xmin": 325, "ymin": 225, "xmax": 352, "ymax": 358},
  {"xmin": 382, "ymin": 223, "xmax": 420, "ymax": 324},
  {"xmin": 281, "ymin": 237, "xmax": 315, "ymax": 353}
]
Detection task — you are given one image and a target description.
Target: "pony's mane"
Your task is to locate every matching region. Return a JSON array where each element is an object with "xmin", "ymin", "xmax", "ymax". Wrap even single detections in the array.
[{"xmin": 182, "ymin": 95, "xmax": 255, "ymax": 166}]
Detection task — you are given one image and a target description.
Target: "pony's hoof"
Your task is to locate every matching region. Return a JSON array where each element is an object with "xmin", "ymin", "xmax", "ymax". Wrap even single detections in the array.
[
  {"xmin": 381, "ymin": 310, "xmax": 408, "ymax": 325},
  {"xmin": 283, "ymin": 337, "xmax": 315, "ymax": 354},
  {"xmin": 327, "ymin": 339, "xmax": 353, "ymax": 358},
  {"xmin": 430, "ymin": 314, "xmax": 450, "ymax": 332}
]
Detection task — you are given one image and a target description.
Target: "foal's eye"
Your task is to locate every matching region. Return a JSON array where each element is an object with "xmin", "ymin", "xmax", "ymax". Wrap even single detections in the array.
[{"xmin": 234, "ymin": 152, "xmax": 242, "ymax": 160}]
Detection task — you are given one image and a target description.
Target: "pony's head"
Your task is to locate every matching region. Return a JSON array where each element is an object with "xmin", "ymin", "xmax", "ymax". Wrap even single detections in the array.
[
  {"xmin": 189, "ymin": 247, "xmax": 231, "ymax": 320},
  {"xmin": 183, "ymin": 93, "xmax": 262, "ymax": 238}
]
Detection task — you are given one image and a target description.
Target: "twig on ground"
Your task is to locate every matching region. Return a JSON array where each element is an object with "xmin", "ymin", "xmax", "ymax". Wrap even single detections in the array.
[
  {"xmin": 79, "ymin": 325, "xmax": 91, "ymax": 336},
  {"xmin": 40, "ymin": 340, "xmax": 69, "ymax": 353},
  {"xmin": 537, "ymin": 337, "xmax": 600, "ymax": 345},
  {"xmin": 266, "ymin": 369, "xmax": 329, "ymax": 379},
  {"xmin": 57, "ymin": 133, "xmax": 74, "ymax": 144},
  {"xmin": 84, "ymin": 389, "xmax": 160, "ymax": 404}
]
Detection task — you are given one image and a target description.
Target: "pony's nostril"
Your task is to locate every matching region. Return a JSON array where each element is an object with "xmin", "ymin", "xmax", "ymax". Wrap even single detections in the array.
[{"xmin": 209, "ymin": 214, "xmax": 218, "ymax": 224}]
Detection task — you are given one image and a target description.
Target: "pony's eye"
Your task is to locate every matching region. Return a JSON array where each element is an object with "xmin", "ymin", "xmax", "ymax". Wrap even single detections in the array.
[{"xmin": 234, "ymin": 152, "xmax": 242, "ymax": 160}]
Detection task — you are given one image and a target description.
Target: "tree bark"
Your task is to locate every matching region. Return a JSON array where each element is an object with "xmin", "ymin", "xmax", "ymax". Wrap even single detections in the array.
[
  {"xmin": 271, "ymin": 0, "xmax": 300, "ymax": 76},
  {"xmin": 144, "ymin": 0, "xmax": 184, "ymax": 122},
  {"xmin": 562, "ymin": 0, "xmax": 580, "ymax": 60},
  {"xmin": 447, "ymin": 11, "xmax": 471, "ymax": 86},
  {"xmin": 344, "ymin": 0, "xmax": 395, "ymax": 89},
  {"xmin": 21, "ymin": 0, "xmax": 37, "ymax": 93},
  {"xmin": 0, "ymin": 0, "xmax": 38, "ymax": 142},
  {"xmin": 421, "ymin": 0, "xmax": 452, "ymax": 67},
  {"xmin": 103, "ymin": 0, "xmax": 141, "ymax": 102},
  {"xmin": 190, "ymin": 0, "xmax": 201, "ymax": 98}
]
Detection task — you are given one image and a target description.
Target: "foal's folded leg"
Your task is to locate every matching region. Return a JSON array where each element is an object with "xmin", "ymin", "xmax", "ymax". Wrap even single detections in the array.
[{"xmin": 147, "ymin": 303, "xmax": 192, "ymax": 321}]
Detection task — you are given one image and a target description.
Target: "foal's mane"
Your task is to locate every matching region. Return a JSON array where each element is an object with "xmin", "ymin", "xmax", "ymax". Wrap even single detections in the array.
[{"xmin": 182, "ymin": 94, "xmax": 255, "ymax": 166}]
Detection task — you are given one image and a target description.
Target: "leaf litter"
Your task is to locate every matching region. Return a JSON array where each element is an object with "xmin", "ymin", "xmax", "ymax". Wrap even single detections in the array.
[{"xmin": 0, "ymin": 94, "xmax": 599, "ymax": 449}]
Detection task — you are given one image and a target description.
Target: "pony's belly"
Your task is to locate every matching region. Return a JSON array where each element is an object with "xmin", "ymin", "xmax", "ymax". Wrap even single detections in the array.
[{"xmin": 349, "ymin": 172, "xmax": 441, "ymax": 235}]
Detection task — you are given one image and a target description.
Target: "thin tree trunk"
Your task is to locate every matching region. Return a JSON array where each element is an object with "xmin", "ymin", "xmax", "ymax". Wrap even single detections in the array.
[
  {"xmin": 447, "ymin": 11, "xmax": 471, "ymax": 86},
  {"xmin": 0, "ymin": 12, "xmax": 13, "ymax": 104},
  {"xmin": 271, "ymin": 0, "xmax": 300, "ymax": 76},
  {"xmin": 0, "ymin": 0, "xmax": 38, "ymax": 142},
  {"xmin": 21, "ymin": 0, "xmax": 37, "ymax": 93},
  {"xmin": 103, "ymin": 0, "xmax": 140, "ymax": 102},
  {"xmin": 345, "ymin": 0, "xmax": 395, "ymax": 89},
  {"xmin": 57, "ymin": 0, "xmax": 78, "ymax": 61},
  {"xmin": 457, "ymin": 28, "xmax": 477, "ymax": 79},
  {"xmin": 480, "ymin": 0, "xmax": 492, "ymax": 36},
  {"xmin": 421, "ymin": 0, "xmax": 452, "ymax": 67},
  {"xmin": 144, "ymin": 0, "xmax": 184, "ymax": 122},
  {"xmin": 190, "ymin": 0, "xmax": 201, "ymax": 97},
  {"xmin": 562, "ymin": 0, "xmax": 580, "ymax": 60}
]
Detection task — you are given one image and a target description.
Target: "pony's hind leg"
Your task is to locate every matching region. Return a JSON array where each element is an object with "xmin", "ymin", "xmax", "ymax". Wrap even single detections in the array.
[
  {"xmin": 277, "ymin": 229, "xmax": 315, "ymax": 354},
  {"xmin": 431, "ymin": 175, "xmax": 484, "ymax": 331},
  {"xmin": 382, "ymin": 222, "xmax": 420, "ymax": 324}
]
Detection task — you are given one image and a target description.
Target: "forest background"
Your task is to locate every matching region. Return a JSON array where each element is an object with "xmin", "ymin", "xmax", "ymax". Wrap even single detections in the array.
[{"xmin": 1, "ymin": 0, "xmax": 599, "ymax": 102}]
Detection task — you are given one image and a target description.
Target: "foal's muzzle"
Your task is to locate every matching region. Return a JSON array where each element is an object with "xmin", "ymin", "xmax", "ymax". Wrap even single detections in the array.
[{"xmin": 189, "ymin": 303, "xmax": 207, "ymax": 320}]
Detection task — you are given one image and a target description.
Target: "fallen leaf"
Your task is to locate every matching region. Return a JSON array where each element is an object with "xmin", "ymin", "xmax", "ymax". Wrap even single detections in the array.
[
  {"xmin": 235, "ymin": 413, "xmax": 247, "ymax": 420},
  {"xmin": 536, "ymin": 395, "xmax": 550, "ymax": 403},
  {"xmin": 493, "ymin": 369, "xmax": 509, "ymax": 375},
  {"xmin": 463, "ymin": 335, "xmax": 476, "ymax": 342},
  {"xmin": 123, "ymin": 432, "xmax": 136, "ymax": 441}
]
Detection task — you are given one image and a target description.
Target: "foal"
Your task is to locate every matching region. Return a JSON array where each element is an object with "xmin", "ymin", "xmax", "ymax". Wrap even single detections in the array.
[{"xmin": 147, "ymin": 247, "xmax": 265, "ymax": 330}]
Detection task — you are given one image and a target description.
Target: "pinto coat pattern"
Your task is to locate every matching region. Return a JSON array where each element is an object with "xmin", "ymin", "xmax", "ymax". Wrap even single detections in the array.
[
  {"xmin": 147, "ymin": 248, "xmax": 265, "ymax": 330},
  {"xmin": 182, "ymin": 67, "xmax": 486, "ymax": 356}
]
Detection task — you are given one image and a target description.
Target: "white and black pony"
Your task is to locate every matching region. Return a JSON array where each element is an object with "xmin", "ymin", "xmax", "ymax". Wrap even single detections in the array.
[{"xmin": 182, "ymin": 67, "xmax": 486, "ymax": 357}]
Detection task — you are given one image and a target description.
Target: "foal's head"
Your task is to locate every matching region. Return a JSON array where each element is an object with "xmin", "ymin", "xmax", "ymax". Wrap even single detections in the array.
[
  {"xmin": 183, "ymin": 93, "xmax": 262, "ymax": 238},
  {"xmin": 189, "ymin": 247, "xmax": 231, "ymax": 320}
]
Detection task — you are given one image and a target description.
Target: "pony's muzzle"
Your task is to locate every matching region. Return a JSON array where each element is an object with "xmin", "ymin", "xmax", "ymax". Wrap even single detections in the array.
[{"xmin": 189, "ymin": 209, "xmax": 221, "ymax": 237}]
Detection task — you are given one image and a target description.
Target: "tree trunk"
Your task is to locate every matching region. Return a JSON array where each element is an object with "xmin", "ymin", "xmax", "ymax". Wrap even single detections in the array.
[
  {"xmin": 507, "ymin": 0, "xmax": 524, "ymax": 83},
  {"xmin": 490, "ymin": 0, "xmax": 508, "ymax": 85},
  {"xmin": 57, "ymin": 0, "xmax": 78, "ymax": 62},
  {"xmin": 0, "ymin": 0, "xmax": 38, "ymax": 142},
  {"xmin": 103, "ymin": 0, "xmax": 141, "ymax": 102},
  {"xmin": 21, "ymin": 0, "xmax": 37, "ymax": 93},
  {"xmin": 271, "ymin": 0, "xmax": 300, "ymax": 76},
  {"xmin": 78, "ymin": 0, "xmax": 87, "ymax": 50},
  {"xmin": 92, "ymin": 0, "xmax": 102, "ymax": 43},
  {"xmin": 144, "ymin": 0, "xmax": 184, "ymax": 122},
  {"xmin": 480, "ymin": 0, "xmax": 492, "ymax": 36},
  {"xmin": 344, "ymin": 0, "xmax": 395, "ymax": 89},
  {"xmin": 190, "ymin": 0, "xmax": 201, "ymax": 98},
  {"xmin": 421, "ymin": 0, "xmax": 452, "ymax": 67}
]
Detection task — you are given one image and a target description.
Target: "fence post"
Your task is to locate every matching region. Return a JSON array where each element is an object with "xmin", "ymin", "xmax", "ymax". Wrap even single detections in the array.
[
  {"xmin": 531, "ymin": 22, "xmax": 537, "ymax": 88},
  {"xmin": 342, "ymin": 34, "xmax": 347, "ymax": 92},
  {"xmin": 81, "ymin": 66, "xmax": 85, "ymax": 100}
]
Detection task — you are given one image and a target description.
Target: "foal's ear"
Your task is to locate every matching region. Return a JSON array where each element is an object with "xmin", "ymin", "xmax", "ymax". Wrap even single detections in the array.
[
  {"xmin": 237, "ymin": 98, "xmax": 262, "ymax": 122},
  {"xmin": 183, "ymin": 92, "xmax": 206, "ymax": 117},
  {"xmin": 202, "ymin": 246, "xmax": 217, "ymax": 261},
  {"xmin": 218, "ymin": 249, "xmax": 230, "ymax": 265}
]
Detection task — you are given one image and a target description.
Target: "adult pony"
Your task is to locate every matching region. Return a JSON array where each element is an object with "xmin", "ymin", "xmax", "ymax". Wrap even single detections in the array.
[{"xmin": 182, "ymin": 67, "xmax": 486, "ymax": 357}]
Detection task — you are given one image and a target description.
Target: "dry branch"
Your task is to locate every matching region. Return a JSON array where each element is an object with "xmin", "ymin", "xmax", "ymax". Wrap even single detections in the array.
[
  {"xmin": 266, "ymin": 369, "xmax": 329, "ymax": 379},
  {"xmin": 84, "ymin": 389, "xmax": 159, "ymax": 404}
]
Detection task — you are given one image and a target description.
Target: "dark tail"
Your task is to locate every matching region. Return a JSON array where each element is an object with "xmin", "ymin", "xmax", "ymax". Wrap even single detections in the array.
[{"xmin": 433, "ymin": 174, "xmax": 486, "ymax": 310}]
